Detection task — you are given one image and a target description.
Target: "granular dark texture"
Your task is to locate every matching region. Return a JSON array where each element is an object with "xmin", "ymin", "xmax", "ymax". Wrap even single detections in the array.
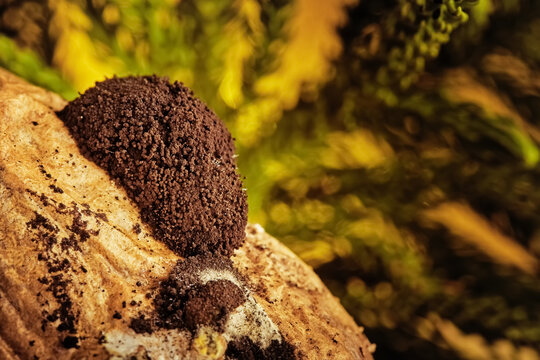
[
  {"xmin": 58, "ymin": 75, "xmax": 248, "ymax": 257},
  {"xmin": 26, "ymin": 212, "xmax": 78, "ymax": 347},
  {"xmin": 225, "ymin": 337, "xmax": 296, "ymax": 360},
  {"xmin": 154, "ymin": 254, "xmax": 245, "ymax": 331},
  {"xmin": 130, "ymin": 315, "xmax": 153, "ymax": 334},
  {"xmin": 25, "ymin": 194, "xmax": 109, "ymax": 350},
  {"xmin": 182, "ymin": 280, "xmax": 245, "ymax": 330}
]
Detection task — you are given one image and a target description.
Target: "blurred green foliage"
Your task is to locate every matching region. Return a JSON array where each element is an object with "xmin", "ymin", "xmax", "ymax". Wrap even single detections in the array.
[{"xmin": 2, "ymin": 0, "xmax": 540, "ymax": 358}]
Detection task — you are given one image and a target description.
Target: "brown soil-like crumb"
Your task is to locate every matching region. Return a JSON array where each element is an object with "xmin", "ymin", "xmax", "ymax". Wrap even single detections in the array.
[
  {"xmin": 183, "ymin": 280, "xmax": 245, "ymax": 330},
  {"xmin": 61, "ymin": 336, "xmax": 79, "ymax": 349},
  {"xmin": 49, "ymin": 184, "xmax": 64, "ymax": 194},
  {"xmin": 26, "ymin": 212, "xmax": 79, "ymax": 346},
  {"xmin": 129, "ymin": 315, "xmax": 153, "ymax": 334},
  {"xmin": 225, "ymin": 337, "xmax": 296, "ymax": 360},
  {"xmin": 153, "ymin": 255, "xmax": 244, "ymax": 331},
  {"xmin": 58, "ymin": 75, "xmax": 247, "ymax": 257}
]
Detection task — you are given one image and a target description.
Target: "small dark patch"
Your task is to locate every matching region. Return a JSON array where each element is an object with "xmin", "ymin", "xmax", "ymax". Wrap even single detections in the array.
[
  {"xmin": 26, "ymin": 212, "xmax": 56, "ymax": 233},
  {"xmin": 66, "ymin": 206, "xmax": 92, "ymax": 243},
  {"xmin": 184, "ymin": 280, "xmax": 245, "ymax": 331},
  {"xmin": 39, "ymin": 193, "xmax": 49, "ymax": 206},
  {"xmin": 113, "ymin": 311, "xmax": 122, "ymax": 319},
  {"xmin": 49, "ymin": 184, "xmax": 64, "ymax": 194},
  {"xmin": 225, "ymin": 337, "xmax": 296, "ymax": 360},
  {"xmin": 60, "ymin": 235, "xmax": 81, "ymax": 252},
  {"xmin": 47, "ymin": 258, "xmax": 70, "ymax": 273},
  {"xmin": 37, "ymin": 165, "xmax": 52, "ymax": 179},
  {"xmin": 132, "ymin": 223, "xmax": 142, "ymax": 235},
  {"xmin": 61, "ymin": 336, "xmax": 79, "ymax": 349},
  {"xmin": 129, "ymin": 315, "xmax": 153, "ymax": 334},
  {"xmin": 44, "ymin": 274, "xmax": 77, "ymax": 333},
  {"xmin": 95, "ymin": 212, "xmax": 108, "ymax": 222},
  {"xmin": 32, "ymin": 121, "xmax": 39, "ymax": 126}
]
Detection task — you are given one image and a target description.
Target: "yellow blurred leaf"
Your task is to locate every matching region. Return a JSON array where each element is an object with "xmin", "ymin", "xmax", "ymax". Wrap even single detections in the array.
[
  {"xmin": 49, "ymin": 0, "xmax": 119, "ymax": 91},
  {"xmin": 233, "ymin": 0, "xmax": 356, "ymax": 146},
  {"xmin": 116, "ymin": 27, "xmax": 134, "ymax": 52},
  {"xmin": 255, "ymin": 0, "xmax": 357, "ymax": 109},
  {"xmin": 322, "ymin": 129, "xmax": 394, "ymax": 169},
  {"xmin": 290, "ymin": 239, "xmax": 335, "ymax": 268},
  {"xmin": 442, "ymin": 68, "xmax": 526, "ymax": 127},
  {"xmin": 219, "ymin": 35, "xmax": 252, "ymax": 108},
  {"xmin": 422, "ymin": 314, "xmax": 540, "ymax": 360},
  {"xmin": 102, "ymin": 4, "xmax": 120, "ymax": 25},
  {"xmin": 53, "ymin": 32, "xmax": 117, "ymax": 91},
  {"xmin": 218, "ymin": 0, "xmax": 263, "ymax": 108},
  {"xmin": 347, "ymin": 212, "xmax": 406, "ymax": 249},
  {"xmin": 48, "ymin": 0, "xmax": 91, "ymax": 36},
  {"xmin": 423, "ymin": 202, "xmax": 538, "ymax": 274},
  {"xmin": 235, "ymin": 98, "xmax": 281, "ymax": 147},
  {"xmin": 297, "ymin": 199, "xmax": 335, "ymax": 229},
  {"xmin": 269, "ymin": 201, "xmax": 292, "ymax": 224},
  {"xmin": 482, "ymin": 51, "xmax": 540, "ymax": 97},
  {"xmin": 441, "ymin": 68, "xmax": 540, "ymax": 166}
]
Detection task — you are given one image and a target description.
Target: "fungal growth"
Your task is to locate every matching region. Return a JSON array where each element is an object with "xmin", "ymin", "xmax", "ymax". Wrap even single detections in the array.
[
  {"xmin": 59, "ymin": 76, "xmax": 296, "ymax": 358},
  {"xmin": 58, "ymin": 76, "xmax": 248, "ymax": 257},
  {"xmin": 129, "ymin": 254, "xmax": 296, "ymax": 360}
]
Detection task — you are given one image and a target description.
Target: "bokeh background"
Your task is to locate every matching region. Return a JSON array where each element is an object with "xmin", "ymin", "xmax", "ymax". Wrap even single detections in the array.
[{"xmin": 2, "ymin": 0, "xmax": 540, "ymax": 358}]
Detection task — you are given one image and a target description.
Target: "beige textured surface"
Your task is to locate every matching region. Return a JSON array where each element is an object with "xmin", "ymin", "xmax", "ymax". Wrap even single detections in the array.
[{"xmin": 0, "ymin": 68, "xmax": 374, "ymax": 359}]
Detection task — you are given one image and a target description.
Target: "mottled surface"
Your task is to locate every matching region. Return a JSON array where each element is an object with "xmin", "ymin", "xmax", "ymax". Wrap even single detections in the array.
[{"xmin": 0, "ymin": 69, "xmax": 373, "ymax": 359}]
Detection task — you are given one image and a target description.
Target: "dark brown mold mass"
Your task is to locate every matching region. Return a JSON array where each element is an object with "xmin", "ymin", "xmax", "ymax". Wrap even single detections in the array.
[
  {"xmin": 130, "ymin": 255, "xmax": 296, "ymax": 359},
  {"xmin": 129, "ymin": 254, "xmax": 246, "ymax": 334},
  {"xmin": 226, "ymin": 337, "xmax": 296, "ymax": 360},
  {"xmin": 154, "ymin": 255, "xmax": 245, "ymax": 331},
  {"xmin": 169, "ymin": 279, "xmax": 245, "ymax": 331},
  {"xmin": 58, "ymin": 76, "xmax": 248, "ymax": 257}
]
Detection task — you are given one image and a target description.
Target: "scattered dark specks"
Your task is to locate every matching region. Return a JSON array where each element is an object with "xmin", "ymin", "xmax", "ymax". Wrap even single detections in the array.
[
  {"xmin": 49, "ymin": 184, "xmax": 64, "ymax": 194},
  {"xmin": 132, "ymin": 223, "xmax": 142, "ymax": 234}
]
